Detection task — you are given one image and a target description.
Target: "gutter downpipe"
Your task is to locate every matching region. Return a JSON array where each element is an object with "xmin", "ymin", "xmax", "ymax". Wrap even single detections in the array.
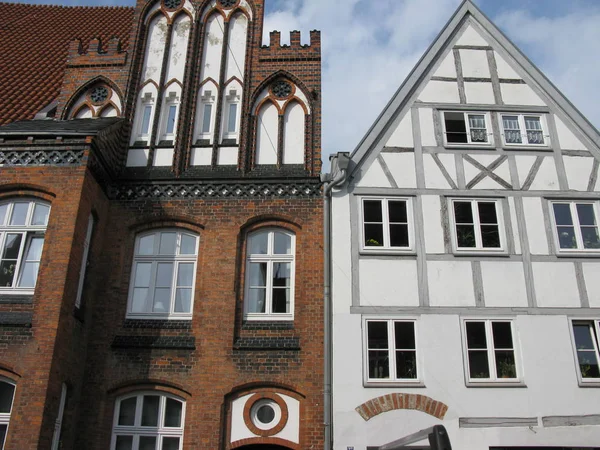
[{"xmin": 322, "ymin": 153, "xmax": 349, "ymax": 450}]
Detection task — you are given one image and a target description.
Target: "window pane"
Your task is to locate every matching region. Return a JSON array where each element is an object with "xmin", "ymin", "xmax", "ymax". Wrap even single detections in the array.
[
  {"xmin": 468, "ymin": 114, "xmax": 487, "ymax": 142},
  {"xmin": 454, "ymin": 201, "xmax": 473, "ymax": 224},
  {"xmin": 177, "ymin": 263, "xmax": 194, "ymax": 287},
  {"xmin": 363, "ymin": 200, "xmax": 382, "ymax": 222},
  {"xmin": 180, "ymin": 234, "xmax": 196, "ymax": 255},
  {"xmin": 582, "ymin": 227, "xmax": 600, "ymax": 249},
  {"xmin": 502, "ymin": 115, "xmax": 521, "ymax": 144},
  {"xmin": 10, "ymin": 203, "xmax": 28, "ymax": 225},
  {"xmin": 174, "ymin": 288, "xmax": 192, "ymax": 313},
  {"xmin": 367, "ymin": 322, "xmax": 388, "ymax": 349},
  {"xmin": 2, "ymin": 233, "xmax": 22, "ymax": 260},
  {"xmin": 248, "ymin": 233, "xmax": 268, "ymax": 255},
  {"xmin": 272, "ymin": 287, "xmax": 289, "ymax": 313},
  {"xmin": 153, "ymin": 288, "xmax": 171, "ymax": 312},
  {"xmin": 578, "ymin": 350, "xmax": 600, "ymax": 378},
  {"xmin": 573, "ymin": 324, "xmax": 596, "ymax": 350},
  {"xmin": 456, "ymin": 225, "xmax": 476, "ymax": 248},
  {"xmin": 166, "ymin": 105, "xmax": 177, "ymax": 134},
  {"xmin": 139, "ymin": 436, "xmax": 157, "ymax": 450},
  {"xmin": 18, "ymin": 262, "xmax": 39, "ymax": 288},
  {"xmin": 444, "ymin": 112, "xmax": 468, "ymax": 143},
  {"xmin": 25, "ymin": 237, "xmax": 44, "ymax": 261},
  {"xmin": 557, "ymin": 226, "xmax": 577, "ymax": 249},
  {"xmin": 466, "ymin": 322, "xmax": 487, "ymax": 349},
  {"xmin": 0, "ymin": 424, "xmax": 6, "ymax": 450},
  {"xmin": 141, "ymin": 395, "xmax": 160, "ymax": 426},
  {"xmin": 163, "ymin": 437, "xmax": 181, "ymax": 450},
  {"xmin": 115, "ymin": 435, "xmax": 134, "ymax": 450},
  {"xmin": 0, "ymin": 261, "xmax": 16, "ymax": 287},
  {"xmin": 202, "ymin": 103, "xmax": 212, "ymax": 134},
  {"xmin": 159, "ymin": 233, "xmax": 177, "ymax": 255},
  {"xmin": 32, "ymin": 203, "xmax": 50, "ymax": 226},
  {"xmin": 156, "ymin": 263, "xmax": 174, "ymax": 287},
  {"xmin": 273, "ymin": 232, "xmax": 292, "ymax": 255},
  {"xmin": 495, "ymin": 350, "xmax": 517, "ymax": 378},
  {"xmin": 273, "ymin": 263, "xmax": 290, "ymax": 287},
  {"xmin": 138, "ymin": 235, "xmax": 155, "ymax": 256},
  {"xmin": 396, "ymin": 351, "xmax": 417, "ymax": 379},
  {"xmin": 228, "ymin": 103, "xmax": 238, "ymax": 133},
  {"xmin": 247, "ymin": 288, "xmax": 266, "ymax": 313},
  {"xmin": 553, "ymin": 203, "xmax": 573, "ymax": 225},
  {"xmin": 478, "ymin": 202, "xmax": 497, "ymax": 224},
  {"xmin": 389, "ymin": 224, "xmax": 409, "ymax": 247},
  {"xmin": 577, "ymin": 204, "xmax": 596, "ymax": 226},
  {"xmin": 468, "ymin": 351, "xmax": 490, "ymax": 378},
  {"xmin": 134, "ymin": 263, "xmax": 152, "ymax": 287},
  {"xmin": 0, "ymin": 204, "xmax": 7, "ymax": 225},
  {"xmin": 141, "ymin": 105, "xmax": 152, "ymax": 135},
  {"xmin": 164, "ymin": 398, "xmax": 183, "ymax": 427},
  {"xmin": 481, "ymin": 225, "xmax": 500, "ymax": 248},
  {"xmin": 248, "ymin": 263, "xmax": 267, "ymax": 287},
  {"xmin": 132, "ymin": 288, "xmax": 149, "ymax": 313},
  {"xmin": 118, "ymin": 397, "xmax": 137, "ymax": 426},
  {"xmin": 388, "ymin": 201, "xmax": 407, "ymax": 223},
  {"xmin": 364, "ymin": 224, "xmax": 384, "ymax": 247},
  {"xmin": 394, "ymin": 322, "xmax": 415, "ymax": 349},
  {"xmin": 492, "ymin": 322, "xmax": 513, "ymax": 349},
  {"xmin": 369, "ymin": 351, "xmax": 389, "ymax": 379},
  {"xmin": 0, "ymin": 382, "xmax": 15, "ymax": 413}
]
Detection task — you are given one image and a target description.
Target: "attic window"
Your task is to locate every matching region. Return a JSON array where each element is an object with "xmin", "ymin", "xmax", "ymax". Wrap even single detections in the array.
[
  {"xmin": 443, "ymin": 111, "xmax": 490, "ymax": 145},
  {"xmin": 271, "ymin": 81, "xmax": 292, "ymax": 99},
  {"xmin": 163, "ymin": 0, "xmax": 181, "ymax": 9},
  {"xmin": 90, "ymin": 86, "xmax": 109, "ymax": 105},
  {"xmin": 219, "ymin": 0, "xmax": 237, "ymax": 8}
]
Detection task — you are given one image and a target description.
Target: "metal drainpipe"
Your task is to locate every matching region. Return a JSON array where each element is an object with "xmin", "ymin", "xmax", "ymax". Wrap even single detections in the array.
[{"xmin": 322, "ymin": 166, "xmax": 347, "ymax": 450}]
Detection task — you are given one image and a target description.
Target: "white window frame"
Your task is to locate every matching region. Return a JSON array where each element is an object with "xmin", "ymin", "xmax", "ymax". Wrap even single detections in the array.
[
  {"xmin": 75, "ymin": 214, "xmax": 94, "ymax": 309},
  {"xmin": 448, "ymin": 198, "xmax": 507, "ymax": 254},
  {"xmin": 196, "ymin": 90, "xmax": 216, "ymax": 143},
  {"xmin": 500, "ymin": 113, "xmax": 549, "ymax": 147},
  {"xmin": 222, "ymin": 88, "xmax": 242, "ymax": 143},
  {"xmin": 360, "ymin": 197, "xmax": 414, "ymax": 253},
  {"xmin": 0, "ymin": 378, "xmax": 16, "ymax": 450},
  {"xmin": 363, "ymin": 318, "xmax": 422, "ymax": 387},
  {"xmin": 50, "ymin": 383, "xmax": 67, "ymax": 450},
  {"xmin": 157, "ymin": 92, "xmax": 180, "ymax": 143},
  {"xmin": 243, "ymin": 229, "xmax": 295, "ymax": 321},
  {"xmin": 0, "ymin": 199, "xmax": 50, "ymax": 296},
  {"xmin": 133, "ymin": 92, "xmax": 156, "ymax": 144},
  {"xmin": 549, "ymin": 200, "xmax": 600, "ymax": 253},
  {"xmin": 442, "ymin": 111, "xmax": 493, "ymax": 146},
  {"xmin": 461, "ymin": 318, "xmax": 523, "ymax": 386},
  {"xmin": 110, "ymin": 392, "xmax": 185, "ymax": 450},
  {"xmin": 569, "ymin": 319, "xmax": 600, "ymax": 386},
  {"xmin": 126, "ymin": 229, "xmax": 198, "ymax": 320}
]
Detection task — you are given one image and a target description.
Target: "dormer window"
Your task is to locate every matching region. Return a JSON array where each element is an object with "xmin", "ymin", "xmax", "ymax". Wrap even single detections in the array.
[
  {"xmin": 222, "ymin": 88, "xmax": 241, "ymax": 144},
  {"xmin": 501, "ymin": 114, "xmax": 547, "ymax": 146},
  {"xmin": 443, "ymin": 111, "xmax": 491, "ymax": 146}
]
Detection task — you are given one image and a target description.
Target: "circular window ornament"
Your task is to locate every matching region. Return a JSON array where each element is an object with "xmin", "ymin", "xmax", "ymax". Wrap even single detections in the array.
[
  {"xmin": 163, "ymin": 0, "xmax": 181, "ymax": 10},
  {"xmin": 243, "ymin": 393, "xmax": 289, "ymax": 437},
  {"xmin": 89, "ymin": 86, "xmax": 109, "ymax": 105},
  {"xmin": 252, "ymin": 400, "xmax": 278, "ymax": 429},
  {"xmin": 271, "ymin": 81, "xmax": 293, "ymax": 99},
  {"xmin": 218, "ymin": 0, "xmax": 237, "ymax": 8}
]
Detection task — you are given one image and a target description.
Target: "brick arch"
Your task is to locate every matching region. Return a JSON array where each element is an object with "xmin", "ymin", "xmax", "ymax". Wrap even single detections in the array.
[{"xmin": 355, "ymin": 393, "xmax": 448, "ymax": 421}]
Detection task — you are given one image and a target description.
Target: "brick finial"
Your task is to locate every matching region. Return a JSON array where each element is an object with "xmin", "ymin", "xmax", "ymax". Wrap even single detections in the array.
[
  {"xmin": 355, "ymin": 393, "xmax": 448, "ymax": 421},
  {"xmin": 310, "ymin": 30, "xmax": 321, "ymax": 47},
  {"xmin": 106, "ymin": 37, "xmax": 122, "ymax": 54},
  {"xmin": 269, "ymin": 30, "xmax": 281, "ymax": 47},
  {"xmin": 88, "ymin": 37, "xmax": 102, "ymax": 54},
  {"xmin": 66, "ymin": 37, "xmax": 127, "ymax": 67},
  {"xmin": 290, "ymin": 30, "xmax": 301, "ymax": 47},
  {"xmin": 68, "ymin": 39, "xmax": 83, "ymax": 57}
]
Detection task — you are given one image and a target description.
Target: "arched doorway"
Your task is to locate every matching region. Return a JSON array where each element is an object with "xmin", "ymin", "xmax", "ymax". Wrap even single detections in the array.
[{"xmin": 237, "ymin": 445, "xmax": 290, "ymax": 449}]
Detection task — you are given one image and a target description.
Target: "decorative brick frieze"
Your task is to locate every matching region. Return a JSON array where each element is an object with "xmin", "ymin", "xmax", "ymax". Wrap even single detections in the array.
[
  {"xmin": 122, "ymin": 319, "xmax": 192, "ymax": 330},
  {"xmin": 0, "ymin": 149, "xmax": 85, "ymax": 166},
  {"xmin": 355, "ymin": 393, "xmax": 449, "ymax": 421},
  {"xmin": 241, "ymin": 321, "xmax": 294, "ymax": 331},
  {"xmin": 233, "ymin": 336, "xmax": 300, "ymax": 350},
  {"xmin": 0, "ymin": 295, "xmax": 33, "ymax": 304},
  {"xmin": 111, "ymin": 335, "xmax": 196, "ymax": 350}
]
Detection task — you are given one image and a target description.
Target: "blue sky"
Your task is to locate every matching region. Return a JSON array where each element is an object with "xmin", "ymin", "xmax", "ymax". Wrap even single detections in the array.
[{"xmin": 11, "ymin": 0, "xmax": 600, "ymax": 163}]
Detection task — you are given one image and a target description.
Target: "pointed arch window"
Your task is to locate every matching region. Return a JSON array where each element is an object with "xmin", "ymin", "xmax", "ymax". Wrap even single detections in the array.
[
  {"xmin": 222, "ymin": 87, "xmax": 241, "ymax": 144},
  {"xmin": 157, "ymin": 90, "xmax": 181, "ymax": 144}
]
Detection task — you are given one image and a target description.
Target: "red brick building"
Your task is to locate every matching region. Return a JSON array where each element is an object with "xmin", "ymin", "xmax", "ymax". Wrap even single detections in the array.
[{"xmin": 0, "ymin": 1, "xmax": 323, "ymax": 449}]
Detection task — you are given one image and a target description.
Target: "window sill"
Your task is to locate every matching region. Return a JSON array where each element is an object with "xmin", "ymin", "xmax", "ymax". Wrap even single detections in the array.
[
  {"xmin": 444, "ymin": 144, "xmax": 495, "ymax": 150},
  {"xmin": 244, "ymin": 315, "xmax": 294, "ymax": 322},
  {"xmin": 465, "ymin": 380, "xmax": 526, "ymax": 388},
  {"xmin": 555, "ymin": 251, "xmax": 600, "ymax": 258},
  {"xmin": 123, "ymin": 319, "xmax": 192, "ymax": 330},
  {"xmin": 364, "ymin": 380, "xmax": 425, "ymax": 388},
  {"xmin": 125, "ymin": 314, "xmax": 192, "ymax": 321},
  {"xmin": 360, "ymin": 249, "xmax": 416, "ymax": 256},
  {"xmin": 502, "ymin": 146, "xmax": 552, "ymax": 152},
  {"xmin": 577, "ymin": 380, "xmax": 600, "ymax": 387},
  {"xmin": 452, "ymin": 250, "xmax": 510, "ymax": 257}
]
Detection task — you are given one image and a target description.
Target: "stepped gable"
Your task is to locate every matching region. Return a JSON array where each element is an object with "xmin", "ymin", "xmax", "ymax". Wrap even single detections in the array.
[{"xmin": 0, "ymin": 3, "xmax": 134, "ymax": 125}]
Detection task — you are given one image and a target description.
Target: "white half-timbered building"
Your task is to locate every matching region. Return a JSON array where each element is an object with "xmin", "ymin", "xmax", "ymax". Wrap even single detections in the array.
[{"xmin": 325, "ymin": 1, "xmax": 600, "ymax": 449}]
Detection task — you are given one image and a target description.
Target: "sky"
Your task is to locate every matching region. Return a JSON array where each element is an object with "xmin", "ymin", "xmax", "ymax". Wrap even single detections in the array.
[{"xmin": 11, "ymin": 0, "xmax": 600, "ymax": 165}]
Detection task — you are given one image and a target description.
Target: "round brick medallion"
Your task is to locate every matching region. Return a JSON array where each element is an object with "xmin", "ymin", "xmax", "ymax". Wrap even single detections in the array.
[
  {"xmin": 89, "ymin": 86, "xmax": 109, "ymax": 105},
  {"xmin": 243, "ymin": 393, "xmax": 288, "ymax": 437},
  {"xmin": 271, "ymin": 81, "xmax": 293, "ymax": 99},
  {"xmin": 219, "ymin": 0, "xmax": 237, "ymax": 8},
  {"xmin": 163, "ymin": 0, "xmax": 182, "ymax": 10}
]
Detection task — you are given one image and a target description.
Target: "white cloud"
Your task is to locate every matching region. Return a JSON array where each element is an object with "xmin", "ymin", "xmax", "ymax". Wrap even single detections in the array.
[{"xmin": 264, "ymin": 0, "xmax": 600, "ymax": 169}]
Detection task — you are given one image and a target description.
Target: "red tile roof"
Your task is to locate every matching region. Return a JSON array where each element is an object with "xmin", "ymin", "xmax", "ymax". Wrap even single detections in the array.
[{"xmin": 0, "ymin": 2, "xmax": 135, "ymax": 125}]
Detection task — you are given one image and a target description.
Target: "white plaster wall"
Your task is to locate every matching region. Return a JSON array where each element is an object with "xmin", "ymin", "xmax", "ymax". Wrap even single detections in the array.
[
  {"xmin": 522, "ymin": 197, "xmax": 549, "ymax": 255},
  {"xmin": 515, "ymin": 155, "xmax": 536, "ymax": 189},
  {"xmin": 358, "ymin": 259, "xmax": 419, "ymax": 307},
  {"xmin": 419, "ymin": 108, "xmax": 437, "ymax": 147},
  {"xmin": 141, "ymin": 15, "xmax": 168, "ymax": 83},
  {"xmin": 555, "ymin": 115, "xmax": 588, "ymax": 150},
  {"xmin": 494, "ymin": 51, "xmax": 521, "ymax": 79},
  {"xmin": 583, "ymin": 263, "xmax": 600, "ymax": 308},
  {"xmin": 153, "ymin": 148, "xmax": 173, "ymax": 167},
  {"xmin": 500, "ymin": 83, "xmax": 545, "ymax": 106},
  {"xmin": 283, "ymin": 102, "xmax": 305, "ymax": 164},
  {"xmin": 481, "ymin": 261, "xmax": 528, "ymax": 307},
  {"xmin": 563, "ymin": 155, "xmax": 594, "ymax": 191},
  {"xmin": 356, "ymin": 159, "xmax": 391, "ymax": 188},
  {"xmin": 109, "ymin": 90, "xmax": 122, "ymax": 112},
  {"xmin": 418, "ymin": 80, "xmax": 460, "ymax": 104},
  {"xmin": 331, "ymin": 192, "xmax": 353, "ymax": 314},
  {"xmin": 381, "ymin": 153, "xmax": 416, "ymax": 188},
  {"xmin": 230, "ymin": 393, "xmax": 253, "ymax": 443},
  {"xmin": 385, "ymin": 113, "xmax": 413, "ymax": 148},
  {"xmin": 470, "ymin": 158, "xmax": 511, "ymax": 190},
  {"xmin": 217, "ymin": 146, "xmax": 238, "ymax": 165},
  {"xmin": 428, "ymin": 261, "xmax": 475, "ymax": 307},
  {"xmin": 508, "ymin": 197, "xmax": 521, "ymax": 254},
  {"xmin": 459, "ymin": 49, "xmax": 490, "ymax": 78},
  {"xmin": 190, "ymin": 147, "xmax": 212, "ymax": 166},
  {"xmin": 201, "ymin": 14, "xmax": 224, "ymax": 83},
  {"xmin": 255, "ymin": 103, "xmax": 278, "ymax": 164},
  {"xmin": 464, "ymin": 82, "xmax": 495, "ymax": 104},
  {"xmin": 225, "ymin": 13, "xmax": 248, "ymax": 81},
  {"xmin": 433, "ymin": 51, "xmax": 456, "ymax": 78},
  {"xmin": 75, "ymin": 106, "xmax": 92, "ymax": 119},
  {"xmin": 100, "ymin": 105, "xmax": 117, "ymax": 117},
  {"xmin": 421, "ymin": 195, "xmax": 445, "ymax": 254},
  {"xmin": 424, "ymin": 153, "xmax": 455, "ymax": 189},
  {"xmin": 164, "ymin": 15, "xmax": 190, "ymax": 83},
  {"xmin": 533, "ymin": 262, "xmax": 580, "ymax": 307},
  {"xmin": 463, "ymin": 154, "xmax": 501, "ymax": 187},
  {"xmin": 126, "ymin": 149, "xmax": 149, "ymax": 167},
  {"xmin": 527, "ymin": 157, "xmax": 559, "ymax": 191},
  {"xmin": 455, "ymin": 23, "xmax": 489, "ymax": 46}
]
